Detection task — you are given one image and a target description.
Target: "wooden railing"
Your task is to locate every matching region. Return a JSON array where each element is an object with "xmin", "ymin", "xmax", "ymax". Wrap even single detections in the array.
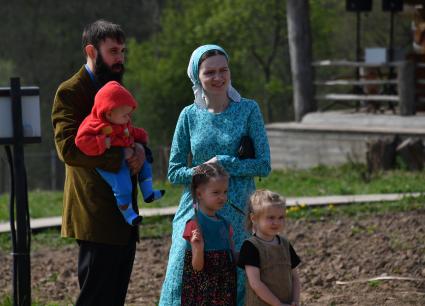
[{"xmin": 312, "ymin": 60, "xmax": 416, "ymax": 115}]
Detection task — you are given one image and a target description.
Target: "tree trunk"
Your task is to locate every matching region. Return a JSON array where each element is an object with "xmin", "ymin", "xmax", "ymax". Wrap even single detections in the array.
[
  {"xmin": 366, "ymin": 137, "xmax": 398, "ymax": 173},
  {"xmin": 286, "ymin": 0, "xmax": 315, "ymax": 122},
  {"xmin": 396, "ymin": 138, "xmax": 424, "ymax": 171}
]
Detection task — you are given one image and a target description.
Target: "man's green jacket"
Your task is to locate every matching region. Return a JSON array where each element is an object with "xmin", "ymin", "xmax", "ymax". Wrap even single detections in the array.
[{"xmin": 52, "ymin": 66, "xmax": 138, "ymax": 245}]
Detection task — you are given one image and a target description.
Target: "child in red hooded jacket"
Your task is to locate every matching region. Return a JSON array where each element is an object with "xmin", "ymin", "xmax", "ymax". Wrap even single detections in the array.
[{"xmin": 76, "ymin": 81, "xmax": 164, "ymax": 226}]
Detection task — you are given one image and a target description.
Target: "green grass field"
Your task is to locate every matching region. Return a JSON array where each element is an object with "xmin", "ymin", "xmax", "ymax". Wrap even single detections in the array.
[
  {"xmin": 1, "ymin": 164, "xmax": 425, "ymax": 222},
  {"xmin": 0, "ymin": 163, "xmax": 424, "ymax": 251}
]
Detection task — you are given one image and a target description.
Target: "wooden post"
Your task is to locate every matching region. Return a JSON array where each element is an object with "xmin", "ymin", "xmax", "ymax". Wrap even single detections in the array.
[
  {"xmin": 286, "ymin": 0, "xmax": 316, "ymax": 122},
  {"xmin": 398, "ymin": 60, "xmax": 416, "ymax": 116}
]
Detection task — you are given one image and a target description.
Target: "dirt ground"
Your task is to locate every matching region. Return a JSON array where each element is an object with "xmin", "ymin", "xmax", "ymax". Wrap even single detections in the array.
[{"xmin": 1, "ymin": 209, "xmax": 424, "ymax": 305}]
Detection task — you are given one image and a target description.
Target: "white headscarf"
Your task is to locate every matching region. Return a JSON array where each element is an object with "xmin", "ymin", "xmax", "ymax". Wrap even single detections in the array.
[{"xmin": 187, "ymin": 44, "xmax": 241, "ymax": 108}]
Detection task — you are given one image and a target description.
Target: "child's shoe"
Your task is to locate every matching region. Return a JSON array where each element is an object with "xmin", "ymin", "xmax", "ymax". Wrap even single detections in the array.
[
  {"xmin": 139, "ymin": 176, "xmax": 165, "ymax": 203},
  {"xmin": 119, "ymin": 203, "xmax": 143, "ymax": 226}
]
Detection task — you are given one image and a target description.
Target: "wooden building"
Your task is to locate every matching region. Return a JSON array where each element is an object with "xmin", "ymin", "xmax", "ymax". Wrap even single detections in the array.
[{"xmin": 269, "ymin": 0, "xmax": 425, "ymax": 170}]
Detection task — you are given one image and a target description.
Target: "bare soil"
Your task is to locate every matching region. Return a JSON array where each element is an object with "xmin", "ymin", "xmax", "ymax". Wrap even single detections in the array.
[{"xmin": 1, "ymin": 209, "xmax": 424, "ymax": 305}]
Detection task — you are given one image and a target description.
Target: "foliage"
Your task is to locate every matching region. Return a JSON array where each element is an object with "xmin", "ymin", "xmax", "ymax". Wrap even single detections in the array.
[
  {"xmin": 125, "ymin": 0, "xmax": 292, "ymax": 145},
  {"xmin": 0, "ymin": 0, "xmax": 165, "ymax": 149},
  {"xmin": 0, "ymin": 60, "xmax": 15, "ymax": 84}
]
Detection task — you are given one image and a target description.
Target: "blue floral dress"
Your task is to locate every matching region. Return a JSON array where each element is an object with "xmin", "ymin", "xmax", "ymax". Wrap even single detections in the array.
[{"xmin": 159, "ymin": 98, "xmax": 271, "ymax": 306}]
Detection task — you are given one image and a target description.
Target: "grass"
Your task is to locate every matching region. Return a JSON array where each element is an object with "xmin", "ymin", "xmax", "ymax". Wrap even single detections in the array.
[
  {"xmin": 257, "ymin": 163, "xmax": 425, "ymax": 196},
  {"xmin": 1, "ymin": 164, "xmax": 425, "ymax": 222},
  {"xmin": 0, "ymin": 296, "xmax": 62, "ymax": 306},
  {"xmin": 0, "ymin": 164, "xmax": 424, "ymax": 252},
  {"xmin": 0, "ymin": 181, "xmax": 182, "ymax": 221},
  {"xmin": 0, "ymin": 196, "xmax": 423, "ymax": 253},
  {"xmin": 285, "ymin": 194, "xmax": 425, "ymax": 219}
]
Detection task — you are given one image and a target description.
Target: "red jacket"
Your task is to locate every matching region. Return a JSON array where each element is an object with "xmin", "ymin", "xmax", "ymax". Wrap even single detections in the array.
[{"xmin": 75, "ymin": 81, "xmax": 148, "ymax": 156}]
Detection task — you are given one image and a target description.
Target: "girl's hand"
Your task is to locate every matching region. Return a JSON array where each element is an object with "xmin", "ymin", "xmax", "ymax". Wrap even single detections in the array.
[
  {"xmin": 190, "ymin": 227, "xmax": 204, "ymax": 271},
  {"xmin": 190, "ymin": 229, "xmax": 204, "ymax": 250}
]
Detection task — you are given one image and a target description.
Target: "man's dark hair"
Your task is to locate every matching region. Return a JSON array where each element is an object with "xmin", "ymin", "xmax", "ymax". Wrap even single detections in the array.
[{"xmin": 82, "ymin": 20, "xmax": 125, "ymax": 55}]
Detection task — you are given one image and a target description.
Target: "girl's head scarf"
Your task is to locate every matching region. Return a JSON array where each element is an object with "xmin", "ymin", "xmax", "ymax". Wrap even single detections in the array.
[{"xmin": 187, "ymin": 44, "xmax": 241, "ymax": 108}]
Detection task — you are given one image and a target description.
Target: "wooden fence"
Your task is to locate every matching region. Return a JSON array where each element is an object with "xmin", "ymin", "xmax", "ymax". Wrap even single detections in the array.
[{"xmin": 313, "ymin": 60, "xmax": 417, "ymax": 115}]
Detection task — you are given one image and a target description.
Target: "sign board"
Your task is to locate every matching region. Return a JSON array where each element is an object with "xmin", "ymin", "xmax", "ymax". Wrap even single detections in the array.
[{"xmin": 0, "ymin": 86, "xmax": 41, "ymax": 144}]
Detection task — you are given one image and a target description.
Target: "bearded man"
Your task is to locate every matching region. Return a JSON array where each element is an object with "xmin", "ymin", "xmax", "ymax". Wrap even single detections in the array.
[{"xmin": 51, "ymin": 20, "xmax": 145, "ymax": 306}]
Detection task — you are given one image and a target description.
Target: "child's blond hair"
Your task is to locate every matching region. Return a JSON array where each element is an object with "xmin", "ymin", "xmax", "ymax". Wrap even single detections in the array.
[{"xmin": 246, "ymin": 189, "xmax": 286, "ymax": 232}]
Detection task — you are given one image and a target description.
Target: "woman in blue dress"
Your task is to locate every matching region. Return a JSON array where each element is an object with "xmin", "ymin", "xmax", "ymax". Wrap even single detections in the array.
[{"xmin": 159, "ymin": 44, "xmax": 271, "ymax": 306}]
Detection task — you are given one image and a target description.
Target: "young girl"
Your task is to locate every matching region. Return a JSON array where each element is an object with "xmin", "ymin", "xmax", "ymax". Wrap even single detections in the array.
[
  {"xmin": 181, "ymin": 162, "xmax": 237, "ymax": 305},
  {"xmin": 238, "ymin": 189, "xmax": 301, "ymax": 306}
]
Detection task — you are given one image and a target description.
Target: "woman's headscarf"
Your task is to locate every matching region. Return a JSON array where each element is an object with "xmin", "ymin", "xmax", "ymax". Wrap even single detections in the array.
[{"xmin": 187, "ymin": 44, "xmax": 241, "ymax": 108}]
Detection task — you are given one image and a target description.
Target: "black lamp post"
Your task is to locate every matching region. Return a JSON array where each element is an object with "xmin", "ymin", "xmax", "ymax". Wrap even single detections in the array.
[
  {"xmin": 383, "ymin": 0, "xmax": 404, "ymax": 111},
  {"xmin": 346, "ymin": 0, "xmax": 373, "ymax": 109},
  {"xmin": 1, "ymin": 77, "xmax": 41, "ymax": 306}
]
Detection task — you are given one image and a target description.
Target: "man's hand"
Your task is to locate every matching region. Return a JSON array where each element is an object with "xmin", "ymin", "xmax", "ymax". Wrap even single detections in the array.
[
  {"xmin": 105, "ymin": 137, "xmax": 111, "ymax": 149},
  {"xmin": 124, "ymin": 147, "xmax": 134, "ymax": 160},
  {"xmin": 126, "ymin": 143, "xmax": 145, "ymax": 175}
]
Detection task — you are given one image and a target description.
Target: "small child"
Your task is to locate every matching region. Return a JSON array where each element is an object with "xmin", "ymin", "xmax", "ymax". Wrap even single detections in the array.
[
  {"xmin": 75, "ymin": 81, "xmax": 164, "ymax": 226},
  {"xmin": 181, "ymin": 162, "xmax": 236, "ymax": 305},
  {"xmin": 238, "ymin": 189, "xmax": 301, "ymax": 306}
]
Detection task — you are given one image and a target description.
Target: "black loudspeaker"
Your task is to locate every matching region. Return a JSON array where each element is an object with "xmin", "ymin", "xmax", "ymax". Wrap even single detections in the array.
[
  {"xmin": 382, "ymin": 0, "xmax": 403, "ymax": 12},
  {"xmin": 346, "ymin": 0, "xmax": 372, "ymax": 12}
]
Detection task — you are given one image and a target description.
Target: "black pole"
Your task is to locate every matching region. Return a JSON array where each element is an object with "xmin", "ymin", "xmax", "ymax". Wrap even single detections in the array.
[
  {"xmin": 10, "ymin": 77, "xmax": 31, "ymax": 306},
  {"xmin": 387, "ymin": 10, "xmax": 397, "ymax": 112},
  {"xmin": 356, "ymin": 11, "xmax": 361, "ymax": 67},
  {"xmin": 354, "ymin": 11, "xmax": 362, "ymax": 110},
  {"xmin": 388, "ymin": 11, "xmax": 394, "ymax": 63}
]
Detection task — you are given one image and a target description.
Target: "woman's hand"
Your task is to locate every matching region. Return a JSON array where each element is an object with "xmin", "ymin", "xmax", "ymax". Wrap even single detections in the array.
[{"xmin": 204, "ymin": 156, "xmax": 218, "ymax": 164}]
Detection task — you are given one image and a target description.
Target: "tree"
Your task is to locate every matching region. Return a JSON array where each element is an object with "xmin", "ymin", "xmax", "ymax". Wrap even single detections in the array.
[{"xmin": 125, "ymin": 0, "xmax": 293, "ymax": 145}]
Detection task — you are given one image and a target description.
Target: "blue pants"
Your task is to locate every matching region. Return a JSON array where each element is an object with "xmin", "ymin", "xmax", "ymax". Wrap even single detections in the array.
[{"xmin": 97, "ymin": 159, "xmax": 154, "ymax": 205}]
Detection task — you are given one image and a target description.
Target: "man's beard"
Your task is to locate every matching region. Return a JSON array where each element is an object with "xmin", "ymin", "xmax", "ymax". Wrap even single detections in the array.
[{"xmin": 95, "ymin": 52, "xmax": 124, "ymax": 86}]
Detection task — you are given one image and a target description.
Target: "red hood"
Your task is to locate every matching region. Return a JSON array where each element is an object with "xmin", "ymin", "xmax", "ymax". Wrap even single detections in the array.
[{"xmin": 92, "ymin": 81, "xmax": 137, "ymax": 121}]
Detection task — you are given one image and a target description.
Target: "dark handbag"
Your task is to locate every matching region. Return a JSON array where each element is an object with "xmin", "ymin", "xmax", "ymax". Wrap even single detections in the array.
[{"xmin": 237, "ymin": 135, "xmax": 255, "ymax": 159}]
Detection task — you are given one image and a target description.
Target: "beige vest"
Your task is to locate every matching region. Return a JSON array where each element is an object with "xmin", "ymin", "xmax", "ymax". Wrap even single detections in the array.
[{"xmin": 245, "ymin": 235, "xmax": 293, "ymax": 306}]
